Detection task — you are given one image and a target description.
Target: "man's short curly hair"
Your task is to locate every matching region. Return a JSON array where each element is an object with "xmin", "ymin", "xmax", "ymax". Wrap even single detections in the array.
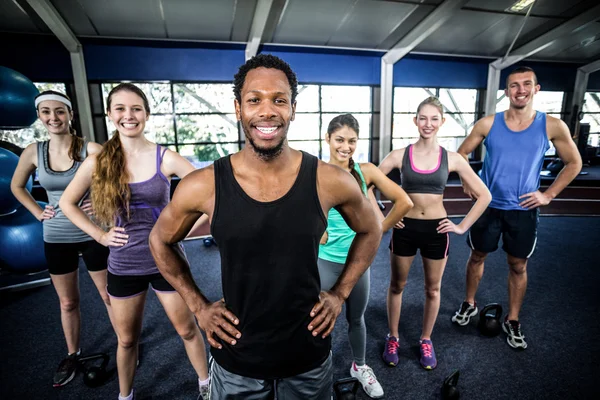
[{"xmin": 233, "ymin": 54, "xmax": 298, "ymax": 103}]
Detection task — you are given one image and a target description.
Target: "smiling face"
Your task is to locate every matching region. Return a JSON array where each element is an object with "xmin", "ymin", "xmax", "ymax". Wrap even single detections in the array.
[
  {"xmin": 326, "ymin": 126, "xmax": 358, "ymax": 164},
  {"xmin": 37, "ymin": 100, "xmax": 72, "ymax": 135},
  {"xmin": 235, "ymin": 67, "xmax": 296, "ymax": 160},
  {"xmin": 414, "ymin": 104, "xmax": 445, "ymax": 139},
  {"xmin": 505, "ymin": 71, "xmax": 540, "ymax": 110},
  {"xmin": 106, "ymin": 90, "xmax": 149, "ymax": 138}
]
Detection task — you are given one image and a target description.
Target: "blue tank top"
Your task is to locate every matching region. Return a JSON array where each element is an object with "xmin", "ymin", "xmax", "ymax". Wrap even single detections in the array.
[
  {"xmin": 318, "ymin": 163, "xmax": 368, "ymax": 264},
  {"xmin": 481, "ymin": 112, "xmax": 550, "ymax": 210},
  {"xmin": 108, "ymin": 146, "xmax": 179, "ymax": 275}
]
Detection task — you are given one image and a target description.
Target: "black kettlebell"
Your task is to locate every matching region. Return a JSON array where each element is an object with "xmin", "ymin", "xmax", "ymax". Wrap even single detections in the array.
[
  {"xmin": 333, "ymin": 377, "xmax": 360, "ymax": 400},
  {"xmin": 442, "ymin": 370, "xmax": 460, "ymax": 400},
  {"xmin": 478, "ymin": 303, "xmax": 503, "ymax": 337},
  {"xmin": 78, "ymin": 353, "xmax": 110, "ymax": 388}
]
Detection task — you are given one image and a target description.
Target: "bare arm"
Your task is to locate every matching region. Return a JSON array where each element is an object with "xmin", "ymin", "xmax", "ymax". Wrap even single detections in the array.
[
  {"xmin": 378, "ymin": 149, "xmax": 403, "ymax": 176},
  {"xmin": 457, "ymin": 115, "xmax": 493, "ymax": 161},
  {"xmin": 10, "ymin": 144, "xmax": 49, "ymax": 220},
  {"xmin": 362, "ymin": 163, "xmax": 413, "ymax": 232},
  {"xmin": 309, "ymin": 163, "xmax": 382, "ymax": 338},
  {"xmin": 149, "ymin": 167, "xmax": 240, "ymax": 349},
  {"xmin": 161, "ymin": 148, "xmax": 196, "ymax": 179},
  {"xmin": 438, "ymin": 153, "xmax": 492, "ymax": 235},
  {"xmin": 538, "ymin": 117, "xmax": 582, "ymax": 200},
  {"xmin": 457, "ymin": 116, "xmax": 494, "ymax": 199}
]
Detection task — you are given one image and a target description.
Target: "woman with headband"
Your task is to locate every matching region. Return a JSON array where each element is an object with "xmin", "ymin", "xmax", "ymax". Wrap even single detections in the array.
[{"xmin": 10, "ymin": 90, "xmax": 116, "ymax": 387}]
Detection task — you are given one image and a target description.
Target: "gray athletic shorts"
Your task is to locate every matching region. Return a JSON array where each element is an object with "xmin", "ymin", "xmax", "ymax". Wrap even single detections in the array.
[{"xmin": 209, "ymin": 352, "xmax": 333, "ymax": 400}]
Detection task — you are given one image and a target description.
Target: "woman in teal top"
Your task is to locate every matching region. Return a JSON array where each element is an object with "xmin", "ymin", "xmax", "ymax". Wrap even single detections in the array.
[{"xmin": 318, "ymin": 114, "xmax": 413, "ymax": 399}]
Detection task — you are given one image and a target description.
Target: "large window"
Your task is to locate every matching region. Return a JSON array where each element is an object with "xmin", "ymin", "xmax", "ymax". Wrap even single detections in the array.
[
  {"xmin": 581, "ymin": 92, "xmax": 600, "ymax": 147},
  {"xmin": 101, "ymin": 82, "xmax": 373, "ymax": 166},
  {"xmin": 0, "ymin": 83, "xmax": 67, "ymax": 148},
  {"xmin": 392, "ymin": 88, "xmax": 477, "ymax": 152}
]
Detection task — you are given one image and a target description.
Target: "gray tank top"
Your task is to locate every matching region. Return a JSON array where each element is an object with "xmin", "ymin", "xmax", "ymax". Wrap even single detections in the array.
[
  {"xmin": 37, "ymin": 139, "xmax": 92, "ymax": 243},
  {"xmin": 400, "ymin": 144, "xmax": 449, "ymax": 195}
]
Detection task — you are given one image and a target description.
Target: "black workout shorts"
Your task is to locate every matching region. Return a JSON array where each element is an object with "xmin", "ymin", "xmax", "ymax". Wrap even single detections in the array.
[
  {"xmin": 467, "ymin": 207, "xmax": 539, "ymax": 259},
  {"xmin": 107, "ymin": 271, "xmax": 176, "ymax": 298},
  {"xmin": 44, "ymin": 240, "xmax": 109, "ymax": 275},
  {"xmin": 389, "ymin": 217, "xmax": 449, "ymax": 260}
]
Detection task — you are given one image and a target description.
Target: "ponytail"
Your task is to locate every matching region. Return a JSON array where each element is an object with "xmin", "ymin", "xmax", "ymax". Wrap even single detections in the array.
[{"xmin": 91, "ymin": 131, "xmax": 131, "ymax": 226}]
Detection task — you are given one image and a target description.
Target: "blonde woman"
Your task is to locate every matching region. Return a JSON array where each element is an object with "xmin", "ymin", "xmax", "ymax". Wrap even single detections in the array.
[{"xmin": 379, "ymin": 97, "xmax": 491, "ymax": 370}]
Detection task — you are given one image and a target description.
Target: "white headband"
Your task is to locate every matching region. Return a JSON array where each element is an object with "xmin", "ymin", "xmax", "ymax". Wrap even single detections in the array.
[{"xmin": 35, "ymin": 94, "xmax": 72, "ymax": 109}]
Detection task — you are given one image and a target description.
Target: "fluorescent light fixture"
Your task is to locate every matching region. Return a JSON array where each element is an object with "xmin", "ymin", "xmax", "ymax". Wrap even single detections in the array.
[{"xmin": 506, "ymin": 0, "xmax": 536, "ymax": 13}]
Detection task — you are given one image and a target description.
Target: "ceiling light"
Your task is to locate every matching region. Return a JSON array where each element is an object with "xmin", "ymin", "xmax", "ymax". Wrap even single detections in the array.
[{"xmin": 506, "ymin": 0, "xmax": 536, "ymax": 13}]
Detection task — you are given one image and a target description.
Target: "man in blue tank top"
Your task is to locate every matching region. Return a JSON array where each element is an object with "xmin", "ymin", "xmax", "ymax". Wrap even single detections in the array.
[
  {"xmin": 148, "ymin": 54, "xmax": 382, "ymax": 399},
  {"xmin": 452, "ymin": 67, "xmax": 582, "ymax": 349}
]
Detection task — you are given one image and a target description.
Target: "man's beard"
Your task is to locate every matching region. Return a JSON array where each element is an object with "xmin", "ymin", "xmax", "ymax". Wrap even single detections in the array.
[{"xmin": 243, "ymin": 125, "xmax": 287, "ymax": 161}]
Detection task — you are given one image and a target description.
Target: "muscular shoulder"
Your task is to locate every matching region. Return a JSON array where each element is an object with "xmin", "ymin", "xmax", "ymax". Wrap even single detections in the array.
[
  {"xmin": 545, "ymin": 114, "xmax": 570, "ymax": 139},
  {"xmin": 316, "ymin": 160, "xmax": 362, "ymax": 206},
  {"xmin": 174, "ymin": 164, "xmax": 215, "ymax": 205},
  {"xmin": 473, "ymin": 114, "xmax": 495, "ymax": 136}
]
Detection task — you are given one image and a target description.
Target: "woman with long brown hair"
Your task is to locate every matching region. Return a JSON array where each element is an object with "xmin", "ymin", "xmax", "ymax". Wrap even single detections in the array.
[
  {"xmin": 60, "ymin": 83, "xmax": 209, "ymax": 400},
  {"xmin": 318, "ymin": 114, "xmax": 413, "ymax": 399},
  {"xmin": 11, "ymin": 90, "xmax": 115, "ymax": 387}
]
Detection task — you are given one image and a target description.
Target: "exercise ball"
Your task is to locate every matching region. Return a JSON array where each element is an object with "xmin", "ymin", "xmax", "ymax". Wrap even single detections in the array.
[
  {"xmin": 0, "ymin": 147, "xmax": 32, "ymax": 215},
  {"xmin": 0, "ymin": 66, "xmax": 39, "ymax": 129},
  {"xmin": 0, "ymin": 202, "xmax": 47, "ymax": 272}
]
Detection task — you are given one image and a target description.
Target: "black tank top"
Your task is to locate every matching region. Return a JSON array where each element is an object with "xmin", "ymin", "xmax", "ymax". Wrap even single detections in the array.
[{"xmin": 211, "ymin": 151, "xmax": 330, "ymax": 379}]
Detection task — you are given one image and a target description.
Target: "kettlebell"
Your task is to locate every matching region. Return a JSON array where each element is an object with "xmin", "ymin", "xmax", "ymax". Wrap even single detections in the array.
[
  {"xmin": 203, "ymin": 237, "xmax": 216, "ymax": 247},
  {"xmin": 477, "ymin": 303, "xmax": 503, "ymax": 337},
  {"xmin": 78, "ymin": 353, "xmax": 110, "ymax": 388},
  {"xmin": 333, "ymin": 377, "xmax": 360, "ymax": 400},
  {"xmin": 441, "ymin": 370, "xmax": 460, "ymax": 400}
]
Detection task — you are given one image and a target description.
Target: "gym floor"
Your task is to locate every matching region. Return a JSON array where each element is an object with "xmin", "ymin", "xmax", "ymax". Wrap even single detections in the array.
[{"xmin": 1, "ymin": 216, "xmax": 599, "ymax": 399}]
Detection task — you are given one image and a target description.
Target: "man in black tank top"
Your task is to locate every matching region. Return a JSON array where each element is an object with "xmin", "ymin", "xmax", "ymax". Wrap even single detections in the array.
[{"xmin": 149, "ymin": 55, "xmax": 382, "ymax": 399}]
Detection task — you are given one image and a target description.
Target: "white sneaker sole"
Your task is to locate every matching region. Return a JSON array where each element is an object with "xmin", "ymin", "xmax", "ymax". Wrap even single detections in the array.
[{"xmin": 451, "ymin": 307, "xmax": 478, "ymax": 326}]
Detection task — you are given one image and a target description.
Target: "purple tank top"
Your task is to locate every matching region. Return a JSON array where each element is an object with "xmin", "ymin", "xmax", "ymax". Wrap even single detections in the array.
[{"xmin": 108, "ymin": 146, "xmax": 172, "ymax": 276}]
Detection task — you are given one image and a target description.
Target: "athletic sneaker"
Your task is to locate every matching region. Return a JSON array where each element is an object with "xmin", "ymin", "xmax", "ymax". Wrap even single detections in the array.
[
  {"xmin": 382, "ymin": 334, "xmax": 399, "ymax": 367},
  {"xmin": 198, "ymin": 384, "xmax": 210, "ymax": 400},
  {"xmin": 451, "ymin": 301, "xmax": 478, "ymax": 326},
  {"xmin": 419, "ymin": 339, "xmax": 437, "ymax": 370},
  {"xmin": 52, "ymin": 353, "xmax": 79, "ymax": 387},
  {"xmin": 502, "ymin": 317, "xmax": 528, "ymax": 349},
  {"xmin": 349, "ymin": 362, "xmax": 384, "ymax": 399}
]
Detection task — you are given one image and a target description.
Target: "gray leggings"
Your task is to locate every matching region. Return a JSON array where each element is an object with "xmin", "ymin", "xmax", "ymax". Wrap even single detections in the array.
[{"xmin": 317, "ymin": 258, "xmax": 370, "ymax": 365}]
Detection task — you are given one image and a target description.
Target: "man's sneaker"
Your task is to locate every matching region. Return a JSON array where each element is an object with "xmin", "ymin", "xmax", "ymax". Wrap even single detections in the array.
[
  {"xmin": 349, "ymin": 362, "xmax": 384, "ymax": 399},
  {"xmin": 451, "ymin": 301, "xmax": 478, "ymax": 326},
  {"xmin": 53, "ymin": 353, "xmax": 79, "ymax": 387},
  {"xmin": 502, "ymin": 317, "xmax": 528, "ymax": 349},
  {"xmin": 382, "ymin": 334, "xmax": 399, "ymax": 367},
  {"xmin": 419, "ymin": 339, "xmax": 437, "ymax": 370},
  {"xmin": 198, "ymin": 384, "xmax": 210, "ymax": 400}
]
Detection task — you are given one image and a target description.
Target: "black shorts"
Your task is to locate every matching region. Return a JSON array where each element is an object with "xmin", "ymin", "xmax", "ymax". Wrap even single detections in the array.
[
  {"xmin": 467, "ymin": 207, "xmax": 539, "ymax": 259},
  {"xmin": 44, "ymin": 240, "xmax": 109, "ymax": 275},
  {"xmin": 107, "ymin": 271, "xmax": 176, "ymax": 298},
  {"xmin": 389, "ymin": 218, "xmax": 449, "ymax": 260}
]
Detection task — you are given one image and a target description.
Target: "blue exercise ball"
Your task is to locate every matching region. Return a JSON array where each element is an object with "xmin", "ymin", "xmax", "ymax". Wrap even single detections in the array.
[
  {"xmin": 0, "ymin": 147, "xmax": 32, "ymax": 215},
  {"xmin": 0, "ymin": 202, "xmax": 48, "ymax": 272},
  {"xmin": 0, "ymin": 66, "xmax": 39, "ymax": 129}
]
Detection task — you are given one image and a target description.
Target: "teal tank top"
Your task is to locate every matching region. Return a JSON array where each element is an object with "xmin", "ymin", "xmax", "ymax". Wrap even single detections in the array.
[{"xmin": 318, "ymin": 163, "xmax": 368, "ymax": 264}]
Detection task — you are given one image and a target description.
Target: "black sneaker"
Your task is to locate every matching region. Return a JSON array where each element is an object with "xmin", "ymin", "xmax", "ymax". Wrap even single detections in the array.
[
  {"xmin": 451, "ymin": 301, "xmax": 478, "ymax": 326},
  {"xmin": 502, "ymin": 317, "xmax": 527, "ymax": 349},
  {"xmin": 53, "ymin": 353, "xmax": 79, "ymax": 387}
]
